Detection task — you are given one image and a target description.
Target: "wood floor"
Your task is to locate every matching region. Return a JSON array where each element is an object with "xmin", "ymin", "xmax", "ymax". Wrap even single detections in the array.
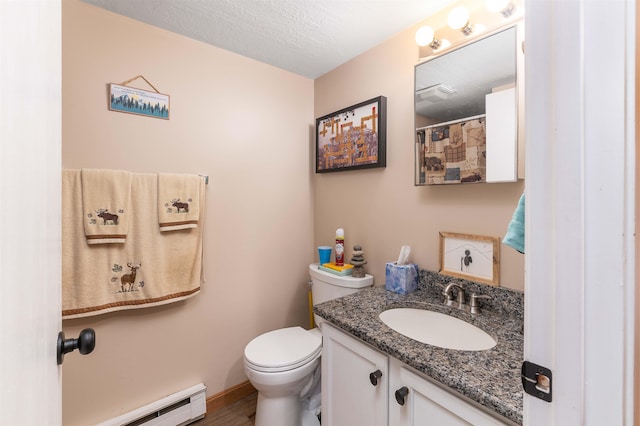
[{"xmin": 193, "ymin": 392, "xmax": 257, "ymax": 426}]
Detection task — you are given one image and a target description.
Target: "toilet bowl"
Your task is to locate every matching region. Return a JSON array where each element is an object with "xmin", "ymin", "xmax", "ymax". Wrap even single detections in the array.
[
  {"xmin": 244, "ymin": 326, "xmax": 322, "ymax": 426},
  {"xmin": 243, "ymin": 264, "xmax": 373, "ymax": 426}
]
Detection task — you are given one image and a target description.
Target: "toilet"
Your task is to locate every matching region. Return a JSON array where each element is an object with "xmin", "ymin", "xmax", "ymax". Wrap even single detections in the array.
[{"xmin": 243, "ymin": 263, "xmax": 373, "ymax": 426}]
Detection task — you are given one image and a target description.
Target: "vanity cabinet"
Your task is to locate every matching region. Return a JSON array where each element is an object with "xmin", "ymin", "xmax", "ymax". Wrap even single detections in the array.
[{"xmin": 322, "ymin": 323, "xmax": 508, "ymax": 426}]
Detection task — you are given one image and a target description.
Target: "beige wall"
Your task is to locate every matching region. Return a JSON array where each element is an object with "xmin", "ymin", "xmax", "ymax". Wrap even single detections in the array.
[
  {"xmin": 61, "ymin": 1, "xmax": 314, "ymax": 424},
  {"xmin": 313, "ymin": 22, "xmax": 525, "ymax": 291}
]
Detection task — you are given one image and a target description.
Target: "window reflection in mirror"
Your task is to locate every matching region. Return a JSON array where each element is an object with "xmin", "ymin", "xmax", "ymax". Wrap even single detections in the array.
[{"xmin": 415, "ymin": 24, "xmax": 520, "ymax": 185}]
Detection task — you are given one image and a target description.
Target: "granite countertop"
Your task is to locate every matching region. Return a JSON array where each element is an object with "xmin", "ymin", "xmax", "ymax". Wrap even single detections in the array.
[{"xmin": 313, "ymin": 270, "xmax": 524, "ymax": 425}]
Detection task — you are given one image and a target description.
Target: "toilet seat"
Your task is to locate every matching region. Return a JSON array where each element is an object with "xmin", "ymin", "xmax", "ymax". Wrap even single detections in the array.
[{"xmin": 244, "ymin": 326, "xmax": 322, "ymax": 373}]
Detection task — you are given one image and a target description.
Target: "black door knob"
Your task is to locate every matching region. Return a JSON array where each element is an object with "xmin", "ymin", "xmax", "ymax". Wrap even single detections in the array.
[
  {"xmin": 369, "ymin": 369, "xmax": 383, "ymax": 386},
  {"xmin": 57, "ymin": 328, "xmax": 96, "ymax": 365},
  {"xmin": 395, "ymin": 386, "xmax": 409, "ymax": 405}
]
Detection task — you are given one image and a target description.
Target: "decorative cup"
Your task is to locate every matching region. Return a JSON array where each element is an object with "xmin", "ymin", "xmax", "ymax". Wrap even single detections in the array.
[{"xmin": 318, "ymin": 246, "xmax": 332, "ymax": 265}]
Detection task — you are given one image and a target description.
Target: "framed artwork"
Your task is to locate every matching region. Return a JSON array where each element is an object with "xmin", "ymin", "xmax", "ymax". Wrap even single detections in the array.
[
  {"xmin": 415, "ymin": 114, "xmax": 486, "ymax": 185},
  {"xmin": 109, "ymin": 83, "xmax": 170, "ymax": 120},
  {"xmin": 316, "ymin": 96, "xmax": 387, "ymax": 173},
  {"xmin": 439, "ymin": 232, "xmax": 500, "ymax": 286}
]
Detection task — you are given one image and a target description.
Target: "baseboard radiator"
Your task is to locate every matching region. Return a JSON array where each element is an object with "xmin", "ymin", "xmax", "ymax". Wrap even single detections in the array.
[{"xmin": 98, "ymin": 383, "xmax": 207, "ymax": 426}]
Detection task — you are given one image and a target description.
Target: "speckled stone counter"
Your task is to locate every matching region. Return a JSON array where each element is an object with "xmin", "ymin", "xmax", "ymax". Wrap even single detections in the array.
[{"xmin": 313, "ymin": 269, "xmax": 524, "ymax": 425}]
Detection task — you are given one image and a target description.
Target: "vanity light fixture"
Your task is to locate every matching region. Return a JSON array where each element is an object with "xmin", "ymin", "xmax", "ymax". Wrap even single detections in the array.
[
  {"xmin": 448, "ymin": 6, "xmax": 473, "ymax": 36},
  {"xmin": 486, "ymin": 0, "xmax": 516, "ymax": 17},
  {"xmin": 415, "ymin": 25, "xmax": 441, "ymax": 50}
]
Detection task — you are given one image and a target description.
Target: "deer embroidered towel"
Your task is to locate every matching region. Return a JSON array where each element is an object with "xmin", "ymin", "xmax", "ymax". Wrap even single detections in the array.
[
  {"xmin": 157, "ymin": 173, "xmax": 202, "ymax": 232},
  {"xmin": 81, "ymin": 169, "xmax": 132, "ymax": 244},
  {"xmin": 62, "ymin": 170, "xmax": 205, "ymax": 318}
]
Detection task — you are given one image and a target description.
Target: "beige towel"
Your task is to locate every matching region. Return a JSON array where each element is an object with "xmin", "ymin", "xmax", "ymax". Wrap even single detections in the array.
[
  {"xmin": 63, "ymin": 170, "xmax": 205, "ymax": 318},
  {"xmin": 81, "ymin": 169, "xmax": 131, "ymax": 244},
  {"xmin": 158, "ymin": 173, "xmax": 202, "ymax": 231}
]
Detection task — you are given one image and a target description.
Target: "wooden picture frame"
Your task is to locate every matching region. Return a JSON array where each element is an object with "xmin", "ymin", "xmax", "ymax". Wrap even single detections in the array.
[
  {"xmin": 315, "ymin": 96, "xmax": 386, "ymax": 172},
  {"xmin": 439, "ymin": 232, "xmax": 500, "ymax": 286},
  {"xmin": 109, "ymin": 83, "xmax": 170, "ymax": 120}
]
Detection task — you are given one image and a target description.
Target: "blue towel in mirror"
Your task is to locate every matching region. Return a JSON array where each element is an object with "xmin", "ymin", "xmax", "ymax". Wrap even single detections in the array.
[{"xmin": 503, "ymin": 193, "xmax": 525, "ymax": 254}]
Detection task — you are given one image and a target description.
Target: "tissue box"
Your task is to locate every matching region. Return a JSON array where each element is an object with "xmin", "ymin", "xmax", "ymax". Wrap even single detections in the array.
[{"xmin": 385, "ymin": 262, "xmax": 419, "ymax": 295}]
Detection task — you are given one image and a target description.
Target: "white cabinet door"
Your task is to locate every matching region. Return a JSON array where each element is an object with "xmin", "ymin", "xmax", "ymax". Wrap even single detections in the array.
[
  {"xmin": 389, "ymin": 358, "xmax": 507, "ymax": 426},
  {"xmin": 321, "ymin": 324, "xmax": 388, "ymax": 426}
]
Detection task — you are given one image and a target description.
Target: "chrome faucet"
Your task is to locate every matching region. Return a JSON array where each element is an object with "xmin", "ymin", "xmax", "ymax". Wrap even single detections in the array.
[
  {"xmin": 442, "ymin": 282, "xmax": 466, "ymax": 309},
  {"xmin": 442, "ymin": 283, "xmax": 492, "ymax": 314}
]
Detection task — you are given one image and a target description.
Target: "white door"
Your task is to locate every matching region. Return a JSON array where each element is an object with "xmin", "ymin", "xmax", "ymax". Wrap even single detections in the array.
[
  {"xmin": 524, "ymin": 0, "xmax": 635, "ymax": 424},
  {"xmin": 0, "ymin": 0, "xmax": 62, "ymax": 424}
]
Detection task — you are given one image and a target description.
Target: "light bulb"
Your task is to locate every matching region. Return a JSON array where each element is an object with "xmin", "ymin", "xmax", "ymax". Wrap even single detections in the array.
[
  {"xmin": 415, "ymin": 26, "xmax": 435, "ymax": 47},
  {"xmin": 448, "ymin": 6, "xmax": 470, "ymax": 30}
]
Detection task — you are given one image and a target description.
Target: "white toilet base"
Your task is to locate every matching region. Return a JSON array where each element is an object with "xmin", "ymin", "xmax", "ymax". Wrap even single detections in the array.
[
  {"xmin": 245, "ymin": 352, "xmax": 320, "ymax": 426},
  {"xmin": 254, "ymin": 394, "xmax": 322, "ymax": 426},
  {"xmin": 254, "ymin": 392, "xmax": 299, "ymax": 426}
]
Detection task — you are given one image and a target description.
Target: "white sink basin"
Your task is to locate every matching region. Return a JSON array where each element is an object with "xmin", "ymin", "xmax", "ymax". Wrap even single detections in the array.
[{"xmin": 379, "ymin": 308, "xmax": 496, "ymax": 351}]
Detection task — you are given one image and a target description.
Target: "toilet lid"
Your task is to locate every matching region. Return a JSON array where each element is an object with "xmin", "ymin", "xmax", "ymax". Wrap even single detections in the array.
[{"xmin": 244, "ymin": 326, "xmax": 322, "ymax": 372}]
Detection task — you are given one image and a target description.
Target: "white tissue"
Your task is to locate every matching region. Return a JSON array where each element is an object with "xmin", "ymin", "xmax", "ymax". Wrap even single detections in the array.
[{"xmin": 396, "ymin": 245, "xmax": 411, "ymax": 265}]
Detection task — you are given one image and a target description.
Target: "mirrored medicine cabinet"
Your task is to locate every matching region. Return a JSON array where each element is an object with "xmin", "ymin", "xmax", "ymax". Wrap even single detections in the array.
[{"xmin": 414, "ymin": 21, "xmax": 524, "ymax": 185}]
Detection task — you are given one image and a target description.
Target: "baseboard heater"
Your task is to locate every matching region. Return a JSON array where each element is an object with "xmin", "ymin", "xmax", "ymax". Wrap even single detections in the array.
[{"xmin": 98, "ymin": 383, "xmax": 206, "ymax": 426}]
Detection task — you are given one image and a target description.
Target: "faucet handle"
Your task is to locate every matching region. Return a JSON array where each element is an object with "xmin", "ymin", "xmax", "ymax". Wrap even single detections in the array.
[{"xmin": 470, "ymin": 292, "xmax": 491, "ymax": 314}]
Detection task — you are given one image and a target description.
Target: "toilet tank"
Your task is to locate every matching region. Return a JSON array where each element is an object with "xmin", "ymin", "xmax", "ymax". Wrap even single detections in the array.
[{"xmin": 308, "ymin": 263, "xmax": 373, "ymax": 307}]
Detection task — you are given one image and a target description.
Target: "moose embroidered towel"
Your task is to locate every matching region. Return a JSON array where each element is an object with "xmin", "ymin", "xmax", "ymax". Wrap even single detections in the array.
[
  {"xmin": 158, "ymin": 173, "xmax": 202, "ymax": 232},
  {"xmin": 81, "ymin": 169, "xmax": 132, "ymax": 244},
  {"xmin": 62, "ymin": 170, "xmax": 205, "ymax": 318}
]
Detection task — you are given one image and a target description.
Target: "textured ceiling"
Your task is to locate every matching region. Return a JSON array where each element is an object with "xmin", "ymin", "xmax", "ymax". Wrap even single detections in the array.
[{"xmin": 81, "ymin": 0, "xmax": 456, "ymax": 79}]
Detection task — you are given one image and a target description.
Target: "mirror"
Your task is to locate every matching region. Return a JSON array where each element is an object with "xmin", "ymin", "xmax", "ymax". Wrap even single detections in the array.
[{"xmin": 414, "ymin": 23, "xmax": 522, "ymax": 185}]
